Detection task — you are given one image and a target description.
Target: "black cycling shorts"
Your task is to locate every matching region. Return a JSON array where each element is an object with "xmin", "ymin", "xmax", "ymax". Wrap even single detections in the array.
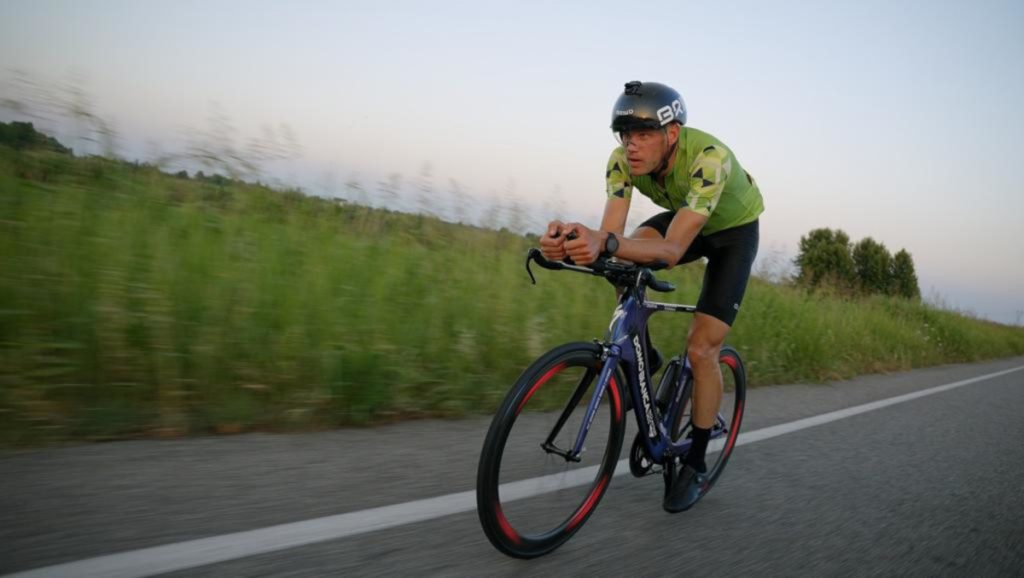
[{"xmin": 637, "ymin": 212, "xmax": 759, "ymax": 326}]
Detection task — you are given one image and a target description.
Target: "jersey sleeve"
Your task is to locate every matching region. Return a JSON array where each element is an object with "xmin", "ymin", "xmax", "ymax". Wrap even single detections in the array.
[
  {"xmin": 685, "ymin": 144, "xmax": 732, "ymax": 217},
  {"xmin": 606, "ymin": 148, "xmax": 632, "ymax": 201}
]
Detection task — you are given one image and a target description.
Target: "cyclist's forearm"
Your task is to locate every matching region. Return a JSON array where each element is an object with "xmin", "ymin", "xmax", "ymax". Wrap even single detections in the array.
[
  {"xmin": 612, "ymin": 236, "xmax": 689, "ymax": 267},
  {"xmin": 611, "ymin": 209, "xmax": 705, "ymax": 267}
]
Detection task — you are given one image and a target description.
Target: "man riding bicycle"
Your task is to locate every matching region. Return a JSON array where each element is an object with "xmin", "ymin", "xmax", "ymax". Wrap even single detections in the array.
[{"xmin": 540, "ymin": 80, "xmax": 763, "ymax": 513}]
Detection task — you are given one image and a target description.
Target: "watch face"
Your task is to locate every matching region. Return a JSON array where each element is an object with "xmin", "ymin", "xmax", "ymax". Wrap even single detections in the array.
[{"xmin": 607, "ymin": 234, "xmax": 619, "ymax": 255}]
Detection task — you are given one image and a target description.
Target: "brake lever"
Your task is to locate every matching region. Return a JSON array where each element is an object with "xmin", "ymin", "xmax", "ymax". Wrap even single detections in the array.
[{"xmin": 526, "ymin": 249, "xmax": 539, "ymax": 285}]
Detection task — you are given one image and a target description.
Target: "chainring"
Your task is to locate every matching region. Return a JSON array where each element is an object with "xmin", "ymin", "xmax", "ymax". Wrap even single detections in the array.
[{"xmin": 628, "ymin": 431, "xmax": 658, "ymax": 477}]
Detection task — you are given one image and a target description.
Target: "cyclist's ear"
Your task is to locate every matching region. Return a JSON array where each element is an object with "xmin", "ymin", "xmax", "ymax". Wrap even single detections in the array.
[{"xmin": 666, "ymin": 123, "xmax": 681, "ymax": 145}]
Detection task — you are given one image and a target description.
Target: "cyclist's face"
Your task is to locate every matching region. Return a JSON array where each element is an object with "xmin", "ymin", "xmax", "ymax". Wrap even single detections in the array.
[{"xmin": 617, "ymin": 126, "xmax": 676, "ymax": 175}]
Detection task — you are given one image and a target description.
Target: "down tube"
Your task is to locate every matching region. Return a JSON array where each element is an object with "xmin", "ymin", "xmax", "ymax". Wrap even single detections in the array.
[
  {"xmin": 569, "ymin": 349, "xmax": 620, "ymax": 459},
  {"xmin": 622, "ymin": 330, "xmax": 671, "ymax": 462}
]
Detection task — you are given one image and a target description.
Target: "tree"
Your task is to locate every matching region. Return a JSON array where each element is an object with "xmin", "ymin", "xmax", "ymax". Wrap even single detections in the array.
[
  {"xmin": 0, "ymin": 121, "xmax": 72, "ymax": 153},
  {"xmin": 0, "ymin": 70, "xmax": 115, "ymax": 157},
  {"xmin": 795, "ymin": 228, "xmax": 855, "ymax": 288},
  {"xmin": 852, "ymin": 237, "xmax": 893, "ymax": 294},
  {"xmin": 891, "ymin": 249, "xmax": 920, "ymax": 299}
]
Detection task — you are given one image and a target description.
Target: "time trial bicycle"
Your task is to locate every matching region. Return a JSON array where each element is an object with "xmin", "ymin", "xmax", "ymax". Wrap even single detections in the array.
[{"xmin": 476, "ymin": 248, "xmax": 747, "ymax": 558}]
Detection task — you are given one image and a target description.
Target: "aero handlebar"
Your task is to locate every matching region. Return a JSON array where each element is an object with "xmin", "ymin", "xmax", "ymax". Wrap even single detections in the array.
[{"xmin": 525, "ymin": 248, "xmax": 676, "ymax": 293}]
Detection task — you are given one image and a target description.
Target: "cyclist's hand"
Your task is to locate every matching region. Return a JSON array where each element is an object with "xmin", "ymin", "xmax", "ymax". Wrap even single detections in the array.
[
  {"xmin": 539, "ymin": 220, "xmax": 568, "ymax": 261},
  {"xmin": 563, "ymin": 223, "xmax": 603, "ymax": 266}
]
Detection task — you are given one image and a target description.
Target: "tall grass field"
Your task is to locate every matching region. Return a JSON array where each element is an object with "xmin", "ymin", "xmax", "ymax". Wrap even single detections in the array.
[{"xmin": 2, "ymin": 148, "xmax": 1023, "ymax": 446}]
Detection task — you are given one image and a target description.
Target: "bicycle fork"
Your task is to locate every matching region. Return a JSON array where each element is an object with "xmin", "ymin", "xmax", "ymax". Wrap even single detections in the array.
[{"xmin": 541, "ymin": 346, "xmax": 621, "ymax": 462}]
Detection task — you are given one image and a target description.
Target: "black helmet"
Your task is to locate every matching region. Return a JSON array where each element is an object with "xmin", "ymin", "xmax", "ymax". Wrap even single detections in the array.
[{"xmin": 610, "ymin": 81, "xmax": 687, "ymax": 132}]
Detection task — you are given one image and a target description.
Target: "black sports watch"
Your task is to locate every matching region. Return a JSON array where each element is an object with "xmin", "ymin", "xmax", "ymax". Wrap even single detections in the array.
[{"xmin": 602, "ymin": 232, "xmax": 619, "ymax": 258}]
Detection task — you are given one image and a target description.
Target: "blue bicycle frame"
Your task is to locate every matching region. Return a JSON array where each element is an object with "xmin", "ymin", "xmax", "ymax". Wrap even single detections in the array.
[{"xmin": 564, "ymin": 283, "xmax": 696, "ymax": 465}]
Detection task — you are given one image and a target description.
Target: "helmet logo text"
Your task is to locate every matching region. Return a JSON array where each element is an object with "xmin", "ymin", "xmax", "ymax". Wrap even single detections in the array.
[{"xmin": 657, "ymin": 99, "xmax": 683, "ymax": 126}]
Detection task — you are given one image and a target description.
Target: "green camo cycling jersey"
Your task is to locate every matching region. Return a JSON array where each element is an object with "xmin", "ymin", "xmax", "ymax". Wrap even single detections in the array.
[{"xmin": 606, "ymin": 126, "xmax": 764, "ymax": 235}]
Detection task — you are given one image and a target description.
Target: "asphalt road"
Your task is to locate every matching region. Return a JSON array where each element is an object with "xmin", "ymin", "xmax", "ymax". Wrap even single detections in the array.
[{"xmin": 3, "ymin": 357, "xmax": 1023, "ymax": 577}]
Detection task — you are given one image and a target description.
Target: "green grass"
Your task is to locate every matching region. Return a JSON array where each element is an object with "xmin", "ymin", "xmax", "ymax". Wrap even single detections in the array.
[{"xmin": 2, "ymin": 148, "xmax": 1023, "ymax": 446}]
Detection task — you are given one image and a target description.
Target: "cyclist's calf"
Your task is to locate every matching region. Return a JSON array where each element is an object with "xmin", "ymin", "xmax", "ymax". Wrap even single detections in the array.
[{"xmin": 686, "ymin": 313, "xmax": 730, "ymax": 429}]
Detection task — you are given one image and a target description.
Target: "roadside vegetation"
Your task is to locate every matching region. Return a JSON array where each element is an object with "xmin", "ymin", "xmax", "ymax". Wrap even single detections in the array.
[{"xmin": 3, "ymin": 126, "xmax": 1023, "ymax": 446}]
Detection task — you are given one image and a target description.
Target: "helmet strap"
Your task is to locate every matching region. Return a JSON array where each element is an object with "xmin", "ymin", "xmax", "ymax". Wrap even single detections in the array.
[{"xmin": 653, "ymin": 131, "xmax": 677, "ymax": 180}]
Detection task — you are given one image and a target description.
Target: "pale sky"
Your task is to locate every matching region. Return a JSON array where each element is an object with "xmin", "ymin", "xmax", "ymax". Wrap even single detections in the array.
[{"xmin": 2, "ymin": 0, "xmax": 1022, "ymax": 324}]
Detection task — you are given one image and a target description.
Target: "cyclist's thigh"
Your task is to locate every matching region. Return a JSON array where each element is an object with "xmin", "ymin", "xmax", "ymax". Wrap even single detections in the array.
[
  {"xmin": 633, "ymin": 211, "xmax": 674, "ymax": 238},
  {"xmin": 632, "ymin": 226, "xmax": 663, "ymax": 240},
  {"xmin": 634, "ymin": 210, "xmax": 705, "ymax": 264},
  {"xmin": 696, "ymin": 220, "xmax": 760, "ymax": 326}
]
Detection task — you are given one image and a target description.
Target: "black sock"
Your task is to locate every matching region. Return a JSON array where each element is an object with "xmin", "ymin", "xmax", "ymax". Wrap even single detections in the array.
[{"xmin": 685, "ymin": 426, "xmax": 710, "ymax": 473}]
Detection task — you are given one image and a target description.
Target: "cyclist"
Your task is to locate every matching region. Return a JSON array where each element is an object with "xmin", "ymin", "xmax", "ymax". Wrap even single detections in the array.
[{"xmin": 540, "ymin": 80, "xmax": 763, "ymax": 513}]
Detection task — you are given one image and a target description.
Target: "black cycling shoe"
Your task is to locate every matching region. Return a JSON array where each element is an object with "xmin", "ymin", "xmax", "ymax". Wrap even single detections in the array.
[{"xmin": 662, "ymin": 464, "xmax": 709, "ymax": 513}]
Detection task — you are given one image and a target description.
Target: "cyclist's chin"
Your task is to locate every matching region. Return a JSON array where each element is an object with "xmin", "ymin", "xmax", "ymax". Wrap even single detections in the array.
[{"xmin": 628, "ymin": 160, "xmax": 654, "ymax": 175}]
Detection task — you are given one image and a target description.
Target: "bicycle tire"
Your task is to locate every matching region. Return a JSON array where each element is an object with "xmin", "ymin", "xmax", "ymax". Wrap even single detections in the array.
[
  {"xmin": 477, "ymin": 342, "xmax": 626, "ymax": 558},
  {"xmin": 668, "ymin": 345, "xmax": 747, "ymax": 491}
]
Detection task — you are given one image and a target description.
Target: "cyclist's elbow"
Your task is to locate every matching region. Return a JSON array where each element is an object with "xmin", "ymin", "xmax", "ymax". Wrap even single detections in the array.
[{"xmin": 662, "ymin": 246, "xmax": 685, "ymax": 269}]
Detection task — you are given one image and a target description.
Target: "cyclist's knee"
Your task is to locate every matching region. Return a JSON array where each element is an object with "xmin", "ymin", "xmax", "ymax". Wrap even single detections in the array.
[
  {"xmin": 687, "ymin": 331, "xmax": 723, "ymax": 364},
  {"xmin": 687, "ymin": 313, "xmax": 729, "ymax": 364}
]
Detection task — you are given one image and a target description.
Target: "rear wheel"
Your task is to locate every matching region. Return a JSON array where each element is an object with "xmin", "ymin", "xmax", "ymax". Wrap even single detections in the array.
[
  {"xmin": 476, "ymin": 343, "xmax": 626, "ymax": 558},
  {"xmin": 666, "ymin": 346, "xmax": 747, "ymax": 492}
]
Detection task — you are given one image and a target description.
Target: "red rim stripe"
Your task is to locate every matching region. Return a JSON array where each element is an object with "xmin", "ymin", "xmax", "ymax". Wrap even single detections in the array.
[
  {"xmin": 494, "ymin": 502, "xmax": 521, "ymax": 546},
  {"xmin": 723, "ymin": 398, "xmax": 743, "ymax": 456},
  {"xmin": 722, "ymin": 354, "xmax": 738, "ymax": 370},
  {"xmin": 609, "ymin": 376, "xmax": 621, "ymax": 422},
  {"xmin": 567, "ymin": 474, "xmax": 609, "ymax": 530},
  {"xmin": 517, "ymin": 362, "xmax": 567, "ymax": 414},
  {"xmin": 720, "ymin": 353, "xmax": 741, "ymax": 455}
]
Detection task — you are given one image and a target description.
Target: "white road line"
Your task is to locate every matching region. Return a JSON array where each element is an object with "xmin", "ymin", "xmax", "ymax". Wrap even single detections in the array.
[{"xmin": 8, "ymin": 364, "xmax": 1024, "ymax": 578}]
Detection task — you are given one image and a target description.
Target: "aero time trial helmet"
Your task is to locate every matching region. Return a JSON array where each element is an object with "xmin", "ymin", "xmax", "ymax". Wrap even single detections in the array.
[{"xmin": 610, "ymin": 81, "xmax": 687, "ymax": 133}]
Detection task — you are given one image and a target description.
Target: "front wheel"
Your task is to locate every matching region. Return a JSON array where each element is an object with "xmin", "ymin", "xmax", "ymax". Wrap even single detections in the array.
[{"xmin": 476, "ymin": 342, "xmax": 626, "ymax": 558}]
